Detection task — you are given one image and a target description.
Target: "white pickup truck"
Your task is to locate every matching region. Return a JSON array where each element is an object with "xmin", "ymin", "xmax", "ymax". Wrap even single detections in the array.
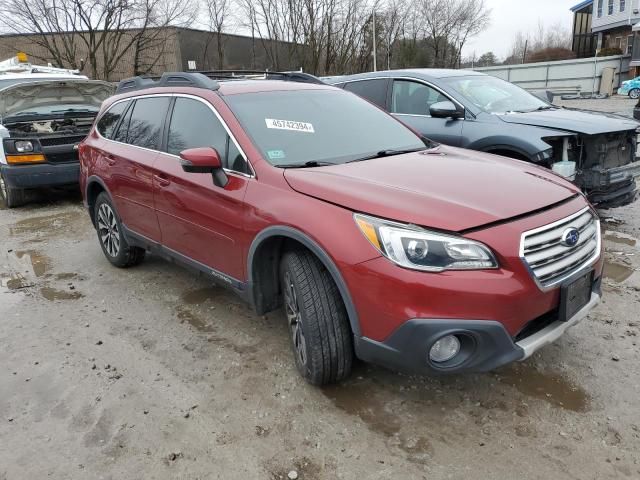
[{"xmin": 0, "ymin": 54, "xmax": 114, "ymax": 207}]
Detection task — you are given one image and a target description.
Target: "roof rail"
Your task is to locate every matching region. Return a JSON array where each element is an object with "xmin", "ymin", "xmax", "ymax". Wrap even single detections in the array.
[
  {"xmin": 115, "ymin": 72, "xmax": 220, "ymax": 94},
  {"xmin": 196, "ymin": 70, "xmax": 325, "ymax": 85}
]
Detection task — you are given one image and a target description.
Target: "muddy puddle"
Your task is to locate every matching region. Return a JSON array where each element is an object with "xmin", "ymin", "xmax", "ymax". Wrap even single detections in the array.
[
  {"xmin": 175, "ymin": 305, "xmax": 215, "ymax": 332},
  {"xmin": 497, "ymin": 363, "xmax": 589, "ymax": 413},
  {"xmin": 9, "ymin": 211, "xmax": 84, "ymax": 239},
  {"xmin": 40, "ymin": 286, "xmax": 84, "ymax": 301},
  {"xmin": 322, "ymin": 376, "xmax": 433, "ymax": 462},
  {"xmin": 603, "ymin": 261, "xmax": 635, "ymax": 283},
  {"xmin": 181, "ymin": 286, "xmax": 225, "ymax": 305},
  {"xmin": 13, "ymin": 250, "xmax": 52, "ymax": 277}
]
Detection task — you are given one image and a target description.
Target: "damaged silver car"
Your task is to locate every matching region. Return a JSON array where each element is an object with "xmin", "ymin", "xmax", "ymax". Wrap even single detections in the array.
[
  {"xmin": 329, "ymin": 70, "xmax": 640, "ymax": 207},
  {"xmin": 0, "ymin": 61, "xmax": 114, "ymax": 207}
]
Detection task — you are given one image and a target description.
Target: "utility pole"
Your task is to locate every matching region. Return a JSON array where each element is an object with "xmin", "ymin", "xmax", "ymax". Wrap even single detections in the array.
[
  {"xmin": 522, "ymin": 39, "xmax": 528, "ymax": 64},
  {"xmin": 372, "ymin": 10, "xmax": 377, "ymax": 72}
]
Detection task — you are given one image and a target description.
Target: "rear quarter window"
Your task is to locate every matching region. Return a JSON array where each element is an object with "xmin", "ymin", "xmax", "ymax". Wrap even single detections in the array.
[{"xmin": 97, "ymin": 101, "xmax": 130, "ymax": 139}]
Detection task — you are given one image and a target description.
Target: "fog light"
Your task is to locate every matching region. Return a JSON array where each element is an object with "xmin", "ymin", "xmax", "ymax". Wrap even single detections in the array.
[{"xmin": 429, "ymin": 335, "xmax": 461, "ymax": 363}]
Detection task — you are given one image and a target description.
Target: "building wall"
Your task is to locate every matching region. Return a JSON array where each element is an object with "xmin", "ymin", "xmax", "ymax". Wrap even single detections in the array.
[
  {"xmin": 0, "ymin": 28, "xmax": 302, "ymax": 82},
  {"xmin": 592, "ymin": 0, "xmax": 640, "ymax": 32}
]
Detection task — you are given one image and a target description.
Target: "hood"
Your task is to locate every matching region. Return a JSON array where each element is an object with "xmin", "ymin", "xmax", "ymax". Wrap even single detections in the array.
[
  {"xmin": 0, "ymin": 79, "xmax": 114, "ymax": 119},
  {"xmin": 498, "ymin": 107, "xmax": 639, "ymax": 135},
  {"xmin": 284, "ymin": 146, "xmax": 581, "ymax": 232}
]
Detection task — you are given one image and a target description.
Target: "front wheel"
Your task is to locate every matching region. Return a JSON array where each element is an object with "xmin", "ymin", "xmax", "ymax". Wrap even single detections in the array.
[
  {"xmin": 629, "ymin": 88, "xmax": 640, "ymax": 99},
  {"xmin": 280, "ymin": 249, "xmax": 353, "ymax": 385},
  {"xmin": 0, "ymin": 172, "xmax": 26, "ymax": 208},
  {"xmin": 94, "ymin": 192, "xmax": 145, "ymax": 268}
]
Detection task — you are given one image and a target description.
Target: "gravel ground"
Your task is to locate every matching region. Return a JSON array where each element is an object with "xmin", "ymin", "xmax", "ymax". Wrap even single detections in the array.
[{"xmin": 0, "ymin": 191, "xmax": 639, "ymax": 480}]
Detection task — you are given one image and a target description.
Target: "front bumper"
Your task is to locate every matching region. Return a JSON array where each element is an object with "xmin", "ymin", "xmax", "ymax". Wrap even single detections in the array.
[
  {"xmin": 355, "ymin": 280, "xmax": 601, "ymax": 375},
  {"xmin": 1, "ymin": 162, "xmax": 80, "ymax": 189}
]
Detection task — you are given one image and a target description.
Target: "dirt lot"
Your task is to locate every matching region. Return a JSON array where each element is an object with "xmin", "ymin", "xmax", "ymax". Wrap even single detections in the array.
[
  {"xmin": 555, "ymin": 95, "xmax": 636, "ymax": 118},
  {"xmin": 0, "ymin": 191, "xmax": 639, "ymax": 480}
]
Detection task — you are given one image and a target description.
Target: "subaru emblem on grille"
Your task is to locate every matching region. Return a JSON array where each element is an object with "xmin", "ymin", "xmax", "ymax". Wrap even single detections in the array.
[{"xmin": 562, "ymin": 228, "xmax": 580, "ymax": 247}]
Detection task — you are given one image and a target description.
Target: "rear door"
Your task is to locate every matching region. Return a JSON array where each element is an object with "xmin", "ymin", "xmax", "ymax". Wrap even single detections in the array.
[
  {"xmin": 153, "ymin": 96, "xmax": 251, "ymax": 281},
  {"xmin": 104, "ymin": 96, "xmax": 170, "ymax": 241},
  {"xmin": 389, "ymin": 79, "xmax": 464, "ymax": 146}
]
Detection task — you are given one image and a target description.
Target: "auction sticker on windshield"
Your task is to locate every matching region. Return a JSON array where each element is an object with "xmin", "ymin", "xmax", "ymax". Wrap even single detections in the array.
[{"xmin": 265, "ymin": 118, "xmax": 315, "ymax": 133}]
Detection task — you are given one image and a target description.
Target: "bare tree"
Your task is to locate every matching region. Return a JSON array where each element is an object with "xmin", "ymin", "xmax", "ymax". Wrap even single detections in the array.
[
  {"xmin": 0, "ymin": 0, "xmax": 195, "ymax": 80},
  {"xmin": 202, "ymin": 0, "xmax": 234, "ymax": 69}
]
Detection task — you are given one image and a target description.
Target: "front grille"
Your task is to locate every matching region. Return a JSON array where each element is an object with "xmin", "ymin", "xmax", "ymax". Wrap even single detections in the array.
[
  {"xmin": 46, "ymin": 151, "xmax": 79, "ymax": 163},
  {"xmin": 520, "ymin": 207, "xmax": 600, "ymax": 289},
  {"xmin": 39, "ymin": 135, "xmax": 86, "ymax": 147}
]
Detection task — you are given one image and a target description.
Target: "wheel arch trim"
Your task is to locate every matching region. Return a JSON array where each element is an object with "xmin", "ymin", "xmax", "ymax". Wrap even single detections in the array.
[{"xmin": 247, "ymin": 226, "xmax": 362, "ymax": 337}]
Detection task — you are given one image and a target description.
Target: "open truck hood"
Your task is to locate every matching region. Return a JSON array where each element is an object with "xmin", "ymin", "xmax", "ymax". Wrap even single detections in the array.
[
  {"xmin": 0, "ymin": 79, "xmax": 114, "ymax": 120},
  {"xmin": 498, "ymin": 107, "xmax": 639, "ymax": 135},
  {"xmin": 284, "ymin": 146, "xmax": 580, "ymax": 232}
]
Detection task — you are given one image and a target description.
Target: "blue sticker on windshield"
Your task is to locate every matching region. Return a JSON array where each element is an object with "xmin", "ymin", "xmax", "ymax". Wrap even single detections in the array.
[{"xmin": 267, "ymin": 150, "xmax": 286, "ymax": 160}]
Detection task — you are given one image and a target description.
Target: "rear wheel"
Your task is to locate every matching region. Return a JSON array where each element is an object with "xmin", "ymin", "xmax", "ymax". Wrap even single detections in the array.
[
  {"xmin": 280, "ymin": 249, "xmax": 353, "ymax": 385},
  {"xmin": 94, "ymin": 192, "xmax": 145, "ymax": 268},
  {"xmin": 0, "ymin": 172, "xmax": 26, "ymax": 208},
  {"xmin": 629, "ymin": 88, "xmax": 640, "ymax": 99}
]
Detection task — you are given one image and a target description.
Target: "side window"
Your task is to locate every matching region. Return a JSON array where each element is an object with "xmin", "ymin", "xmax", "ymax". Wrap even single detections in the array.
[
  {"xmin": 343, "ymin": 79, "xmax": 389, "ymax": 109},
  {"xmin": 126, "ymin": 97, "xmax": 171, "ymax": 149},
  {"xmin": 167, "ymin": 97, "xmax": 249, "ymax": 173},
  {"xmin": 391, "ymin": 80, "xmax": 449, "ymax": 116},
  {"xmin": 97, "ymin": 100, "xmax": 130, "ymax": 139},
  {"xmin": 112, "ymin": 103, "xmax": 133, "ymax": 143}
]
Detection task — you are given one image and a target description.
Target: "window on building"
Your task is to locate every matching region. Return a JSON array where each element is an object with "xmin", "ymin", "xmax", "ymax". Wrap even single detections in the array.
[
  {"xmin": 628, "ymin": 34, "xmax": 635, "ymax": 55},
  {"xmin": 126, "ymin": 97, "xmax": 171, "ymax": 150},
  {"xmin": 621, "ymin": 0, "xmax": 626, "ymax": 12},
  {"xmin": 608, "ymin": 0, "xmax": 614, "ymax": 15},
  {"xmin": 597, "ymin": 0, "xmax": 603, "ymax": 17}
]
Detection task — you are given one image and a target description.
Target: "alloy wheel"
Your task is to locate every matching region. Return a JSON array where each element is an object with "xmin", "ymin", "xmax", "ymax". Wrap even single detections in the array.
[
  {"xmin": 97, "ymin": 203, "xmax": 120, "ymax": 258},
  {"xmin": 283, "ymin": 271, "xmax": 307, "ymax": 366}
]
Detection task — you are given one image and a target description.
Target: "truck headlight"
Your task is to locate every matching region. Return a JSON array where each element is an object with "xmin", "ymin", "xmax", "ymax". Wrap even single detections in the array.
[
  {"xmin": 15, "ymin": 140, "xmax": 34, "ymax": 153},
  {"xmin": 354, "ymin": 214, "xmax": 498, "ymax": 272}
]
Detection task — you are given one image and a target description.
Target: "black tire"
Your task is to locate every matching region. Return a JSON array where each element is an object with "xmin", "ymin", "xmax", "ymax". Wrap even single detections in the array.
[
  {"xmin": 0, "ymin": 172, "xmax": 26, "ymax": 208},
  {"xmin": 280, "ymin": 249, "xmax": 353, "ymax": 385},
  {"xmin": 629, "ymin": 88, "xmax": 640, "ymax": 99},
  {"xmin": 94, "ymin": 192, "xmax": 145, "ymax": 268}
]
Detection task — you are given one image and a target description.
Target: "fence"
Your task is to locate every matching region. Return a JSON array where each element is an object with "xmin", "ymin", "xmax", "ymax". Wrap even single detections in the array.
[{"xmin": 474, "ymin": 55, "xmax": 631, "ymax": 95}]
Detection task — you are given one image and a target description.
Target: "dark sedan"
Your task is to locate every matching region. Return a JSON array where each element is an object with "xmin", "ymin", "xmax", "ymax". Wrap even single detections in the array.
[{"xmin": 328, "ymin": 69, "xmax": 640, "ymax": 207}]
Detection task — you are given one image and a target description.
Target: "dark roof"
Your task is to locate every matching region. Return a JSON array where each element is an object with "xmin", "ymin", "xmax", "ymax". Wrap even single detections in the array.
[{"xmin": 570, "ymin": 0, "xmax": 593, "ymax": 12}]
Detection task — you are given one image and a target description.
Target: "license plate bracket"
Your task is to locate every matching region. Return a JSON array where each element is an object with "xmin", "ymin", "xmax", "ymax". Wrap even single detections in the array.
[{"xmin": 560, "ymin": 270, "xmax": 594, "ymax": 322}]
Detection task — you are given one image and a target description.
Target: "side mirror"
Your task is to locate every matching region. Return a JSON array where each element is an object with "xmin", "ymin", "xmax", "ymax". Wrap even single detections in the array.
[
  {"xmin": 180, "ymin": 147, "xmax": 228, "ymax": 187},
  {"xmin": 429, "ymin": 101, "xmax": 464, "ymax": 119}
]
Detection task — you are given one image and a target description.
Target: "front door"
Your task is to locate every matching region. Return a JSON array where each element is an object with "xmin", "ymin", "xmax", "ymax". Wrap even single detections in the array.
[
  {"xmin": 153, "ymin": 96, "xmax": 251, "ymax": 282},
  {"xmin": 390, "ymin": 79, "xmax": 464, "ymax": 146}
]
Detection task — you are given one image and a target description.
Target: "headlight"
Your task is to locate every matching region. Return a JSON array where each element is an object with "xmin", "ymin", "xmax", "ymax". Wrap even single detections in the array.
[
  {"xmin": 354, "ymin": 214, "xmax": 498, "ymax": 272},
  {"xmin": 15, "ymin": 140, "xmax": 34, "ymax": 153}
]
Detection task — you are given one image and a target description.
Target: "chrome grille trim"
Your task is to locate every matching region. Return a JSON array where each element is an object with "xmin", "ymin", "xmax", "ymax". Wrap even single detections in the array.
[{"xmin": 519, "ymin": 207, "xmax": 601, "ymax": 291}]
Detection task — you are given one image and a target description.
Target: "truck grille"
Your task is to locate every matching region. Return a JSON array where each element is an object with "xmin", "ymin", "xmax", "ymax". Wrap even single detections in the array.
[
  {"xmin": 39, "ymin": 135, "xmax": 86, "ymax": 147},
  {"xmin": 520, "ymin": 207, "xmax": 600, "ymax": 289}
]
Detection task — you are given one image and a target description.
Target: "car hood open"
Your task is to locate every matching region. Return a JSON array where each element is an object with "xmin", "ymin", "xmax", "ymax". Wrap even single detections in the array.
[
  {"xmin": 0, "ymin": 79, "xmax": 114, "ymax": 119},
  {"xmin": 498, "ymin": 108, "xmax": 639, "ymax": 135},
  {"xmin": 284, "ymin": 146, "xmax": 580, "ymax": 232}
]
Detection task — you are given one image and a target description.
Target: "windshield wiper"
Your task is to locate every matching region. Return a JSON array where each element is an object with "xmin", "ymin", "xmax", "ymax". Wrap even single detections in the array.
[
  {"xmin": 274, "ymin": 160, "xmax": 337, "ymax": 169},
  {"xmin": 346, "ymin": 147, "xmax": 427, "ymax": 163}
]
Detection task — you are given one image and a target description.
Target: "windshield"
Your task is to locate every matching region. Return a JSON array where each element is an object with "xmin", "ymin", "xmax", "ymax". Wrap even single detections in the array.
[
  {"xmin": 444, "ymin": 75, "xmax": 549, "ymax": 114},
  {"xmin": 225, "ymin": 89, "xmax": 426, "ymax": 166}
]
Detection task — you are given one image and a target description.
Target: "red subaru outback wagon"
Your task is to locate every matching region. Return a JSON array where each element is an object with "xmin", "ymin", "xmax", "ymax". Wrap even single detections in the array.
[{"xmin": 79, "ymin": 72, "xmax": 603, "ymax": 385}]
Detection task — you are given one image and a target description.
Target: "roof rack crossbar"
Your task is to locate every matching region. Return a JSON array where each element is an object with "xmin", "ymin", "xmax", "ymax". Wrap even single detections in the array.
[
  {"xmin": 115, "ymin": 72, "xmax": 220, "ymax": 94},
  {"xmin": 195, "ymin": 70, "xmax": 325, "ymax": 85}
]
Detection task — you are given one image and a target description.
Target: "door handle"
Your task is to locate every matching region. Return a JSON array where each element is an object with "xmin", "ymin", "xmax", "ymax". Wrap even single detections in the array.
[
  {"xmin": 154, "ymin": 174, "xmax": 171, "ymax": 187},
  {"xmin": 105, "ymin": 154, "xmax": 117, "ymax": 166}
]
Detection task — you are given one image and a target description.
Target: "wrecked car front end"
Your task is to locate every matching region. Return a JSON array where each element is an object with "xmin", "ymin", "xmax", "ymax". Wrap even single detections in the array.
[
  {"xmin": 0, "ymin": 79, "xmax": 114, "ymax": 206},
  {"xmin": 543, "ymin": 129, "xmax": 639, "ymax": 207}
]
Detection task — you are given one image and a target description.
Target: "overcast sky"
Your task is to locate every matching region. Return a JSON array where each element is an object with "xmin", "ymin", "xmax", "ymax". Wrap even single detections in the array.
[{"xmin": 462, "ymin": 0, "xmax": 575, "ymax": 60}]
